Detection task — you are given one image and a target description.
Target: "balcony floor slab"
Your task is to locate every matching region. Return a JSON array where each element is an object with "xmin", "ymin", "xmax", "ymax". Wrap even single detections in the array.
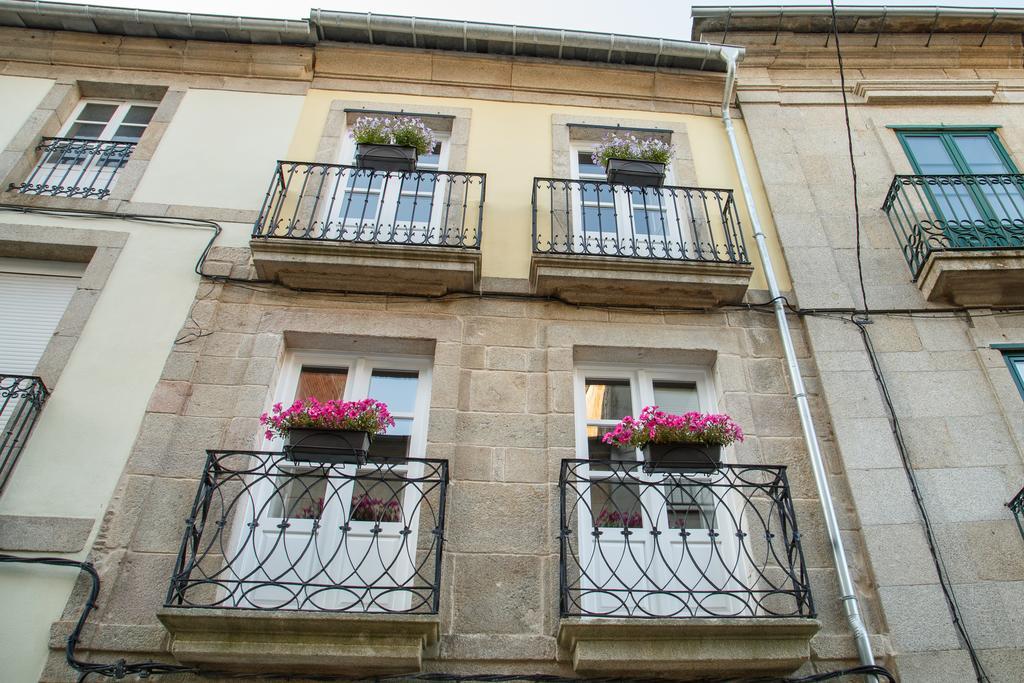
[
  {"xmin": 917, "ymin": 249, "xmax": 1024, "ymax": 306},
  {"xmin": 531, "ymin": 253, "xmax": 753, "ymax": 307},
  {"xmin": 251, "ymin": 239, "xmax": 480, "ymax": 296},
  {"xmin": 158, "ymin": 607, "xmax": 439, "ymax": 676},
  {"xmin": 558, "ymin": 617, "xmax": 821, "ymax": 677}
]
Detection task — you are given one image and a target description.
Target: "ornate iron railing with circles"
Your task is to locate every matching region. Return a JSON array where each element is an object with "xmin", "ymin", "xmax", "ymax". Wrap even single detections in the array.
[
  {"xmin": 882, "ymin": 174, "xmax": 1024, "ymax": 279},
  {"xmin": 558, "ymin": 459, "xmax": 814, "ymax": 619},
  {"xmin": 532, "ymin": 178, "xmax": 749, "ymax": 263},
  {"xmin": 11, "ymin": 137, "xmax": 136, "ymax": 199},
  {"xmin": 252, "ymin": 161, "xmax": 486, "ymax": 249},
  {"xmin": 0, "ymin": 375, "xmax": 49, "ymax": 493},
  {"xmin": 166, "ymin": 451, "xmax": 448, "ymax": 614}
]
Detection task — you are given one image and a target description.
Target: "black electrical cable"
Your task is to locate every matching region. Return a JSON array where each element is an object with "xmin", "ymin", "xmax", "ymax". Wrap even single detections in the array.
[
  {"xmin": 828, "ymin": 0, "xmax": 868, "ymax": 319},
  {"xmin": 0, "ymin": 554, "xmax": 895, "ymax": 682}
]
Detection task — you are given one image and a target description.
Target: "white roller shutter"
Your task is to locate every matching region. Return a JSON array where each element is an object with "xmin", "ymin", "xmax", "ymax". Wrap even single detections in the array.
[{"xmin": 0, "ymin": 260, "xmax": 83, "ymax": 376}]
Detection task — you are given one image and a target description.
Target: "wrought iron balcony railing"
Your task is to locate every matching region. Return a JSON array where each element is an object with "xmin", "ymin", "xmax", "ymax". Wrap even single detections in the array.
[
  {"xmin": 0, "ymin": 375, "xmax": 49, "ymax": 493},
  {"xmin": 166, "ymin": 451, "xmax": 448, "ymax": 614},
  {"xmin": 532, "ymin": 178, "xmax": 749, "ymax": 263},
  {"xmin": 1010, "ymin": 486, "xmax": 1024, "ymax": 542},
  {"xmin": 11, "ymin": 137, "xmax": 136, "ymax": 199},
  {"xmin": 882, "ymin": 174, "xmax": 1024, "ymax": 278},
  {"xmin": 559, "ymin": 459, "xmax": 813, "ymax": 619},
  {"xmin": 253, "ymin": 161, "xmax": 486, "ymax": 249}
]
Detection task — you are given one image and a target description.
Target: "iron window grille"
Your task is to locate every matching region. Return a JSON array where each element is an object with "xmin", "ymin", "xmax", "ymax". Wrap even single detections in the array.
[
  {"xmin": 559, "ymin": 459, "xmax": 814, "ymax": 619},
  {"xmin": 11, "ymin": 137, "xmax": 136, "ymax": 199},
  {"xmin": 166, "ymin": 451, "xmax": 448, "ymax": 614},
  {"xmin": 532, "ymin": 178, "xmax": 749, "ymax": 263},
  {"xmin": 253, "ymin": 161, "xmax": 486, "ymax": 249},
  {"xmin": 882, "ymin": 174, "xmax": 1024, "ymax": 279},
  {"xmin": 0, "ymin": 375, "xmax": 49, "ymax": 493}
]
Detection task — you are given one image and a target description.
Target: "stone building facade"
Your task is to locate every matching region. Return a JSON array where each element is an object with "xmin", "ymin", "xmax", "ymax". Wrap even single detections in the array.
[
  {"xmin": 8, "ymin": 2, "xmax": 1022, "ymax": 683},
  {"xmin": 693, "ymin": 6, "xmax": 1024, "ymax": 682}
]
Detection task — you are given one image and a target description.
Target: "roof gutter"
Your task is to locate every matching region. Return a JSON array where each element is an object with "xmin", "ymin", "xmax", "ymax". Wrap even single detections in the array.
[
  {"xmin": 693, "ymin": 5, "xmax": 1024, "ymax": 20},
  {"xmin": 717, "ymin": 48, "xmax": 878, "ymax": 681},
  {"xmin": 312, "ymin": 9, "xmax": 741, "ymax": 71},
  {"xmin": 0, "ymin": 0, "xmax": 314, "ymax": 43}
]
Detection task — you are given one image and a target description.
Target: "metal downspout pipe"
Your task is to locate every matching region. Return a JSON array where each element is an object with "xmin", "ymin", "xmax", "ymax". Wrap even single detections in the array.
[{"xmin": 716, "ymin": 47, "xmax": 877, "ymax": 675}]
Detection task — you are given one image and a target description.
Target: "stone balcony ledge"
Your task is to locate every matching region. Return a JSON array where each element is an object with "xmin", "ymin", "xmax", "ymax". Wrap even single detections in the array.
[
  {"xmin": 158, "ymin": 607, "xmax": 440, "ymax": 676},
  {"xmin": 917, "ymin": 248, "xmax": 1024, "ymax": 306},
  {"xmin": 558, "ymin": 617, "xmax": 821, "ymax": 677}
]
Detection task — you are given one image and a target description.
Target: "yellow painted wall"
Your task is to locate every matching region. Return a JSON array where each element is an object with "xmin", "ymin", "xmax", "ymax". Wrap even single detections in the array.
[
  {"xmin": 287, "ymin": 89, "xmax": 791, "ymax": 291},
  {"xmin": 0, "ymin": 75, "xmax": 54, "ymax": 152},
  {"xmin": 134, "ymin": 89, "xmax": 304, "ymax": 210}
]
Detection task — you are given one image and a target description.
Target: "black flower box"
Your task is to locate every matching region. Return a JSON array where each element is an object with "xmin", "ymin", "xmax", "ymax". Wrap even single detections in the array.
[
  {"xmin": 642, "ymin": 442, "xmax": 722, "ymax": 473},
  {"xmin": 606, "ymin": 158, "xmax": 667, "ymax": 187},
  {"xmin": 355, "ymin": 143, "xmax": 417, "ymax": 173},
  {"xmin": 284, "ymin": 429, "xmax": 371, "ymax": 465}
]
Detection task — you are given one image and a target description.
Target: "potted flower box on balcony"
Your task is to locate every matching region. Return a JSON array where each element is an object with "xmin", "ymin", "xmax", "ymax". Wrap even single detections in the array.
[
  {"xmin": 642, "ymin": 442, "xmax": 722, "ymax": 473},
  {"xmin": 350, "ymin": 114, "xmax": 437, "ymax": 174},
  {"xmin": 602, "ymin": 406, "xmax": 744, "ymax": 475},
  {"xmin": 594, "ymin": 132, "xmax": 674, "ymax": 188},
  {"xmin": 355, "ymin": 144, "xmax": 418, "ymax": 173},
  {"xmin": 606, "ymin": 158, "xmax": 667, "ymax": 188},
  {"xmin": 284, "ymin": 428, "xmax": 371, "ymax": 465},
  {"xmin": 261, "ymin": 397, "xmax": 395, "ymax": 465}
]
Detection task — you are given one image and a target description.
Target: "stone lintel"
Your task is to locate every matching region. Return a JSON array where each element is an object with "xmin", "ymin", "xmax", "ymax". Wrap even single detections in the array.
[
  {"xmin": 558, "ymin": 617, "xmax": 821, "ymax": 677},
  {"xmin": 917, "ymin": 249, "xmax": 1024, "ymax": 306},
  {"xmin": 530, "ymin": 254, "xmax": 753, "ymax": 307},
  {"xmin": 157, "ymin": 608, "xmax": 440, "ymax": 675},
  {"xmin": 250, "ymin": 239, "xmax": 481, "ymax": 296},
  {"xmin": 853, "ymin": 79, "xmax": 999, "ymax": 104}
]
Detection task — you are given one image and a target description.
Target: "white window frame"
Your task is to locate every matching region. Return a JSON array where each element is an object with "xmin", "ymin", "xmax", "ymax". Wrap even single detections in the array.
[
  {"xmin": 568, "ymin": 143, "xmax": 681, "ymax": 255},
  {"xmin": 334, "ymin": 130, "xmax": 452, "ymax": 242},
  {"xmin": 59, "ymin": 99, "xmax": 158, "ymax": 141}
]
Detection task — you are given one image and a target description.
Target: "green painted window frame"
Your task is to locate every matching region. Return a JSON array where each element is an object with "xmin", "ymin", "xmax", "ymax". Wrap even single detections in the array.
[
  {"xmin": 997, "ymin": 348, "xmax": 1024, "ymax": 403},
  {"xmin": 896, "ymin": 128, "xmax": 1021, "ymax": 231}
]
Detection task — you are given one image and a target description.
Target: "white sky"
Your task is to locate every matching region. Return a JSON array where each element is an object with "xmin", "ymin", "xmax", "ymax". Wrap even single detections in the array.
[{"xmin": 56, "ymin": 1, "xmax": 1012, "ymax": 42}]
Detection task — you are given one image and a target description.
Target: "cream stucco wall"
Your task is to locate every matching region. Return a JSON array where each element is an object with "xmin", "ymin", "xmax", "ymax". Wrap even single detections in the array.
[
  {"xmin": 0, "ymin": 75, "xmax": 54, "ymax": 152},
  {"xmin": 286, "ymin": 89, "xmax": 790, "ymax": 291},
  {"xmin": 0, "ymin": 216, "xmax": 242, "ymax": 683},
  {"xmin": 133, "ymin": 89, "xmax": 304, "ymax": 211}
]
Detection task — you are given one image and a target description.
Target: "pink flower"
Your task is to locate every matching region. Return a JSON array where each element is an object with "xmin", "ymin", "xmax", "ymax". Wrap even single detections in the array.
[{"xmin": 601, "ymin": 406, "xmax": 744, "ymax": 449}]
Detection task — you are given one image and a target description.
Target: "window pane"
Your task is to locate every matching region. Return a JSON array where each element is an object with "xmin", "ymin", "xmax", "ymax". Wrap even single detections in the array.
[
  {"xmin": 295, "ymin": 367, "xmax": 348, "ymax": 402},
  {"xmin": 111, "ymin": 125, "xmax": 147, "ymax": 142},
  {"xmin": 396, "ymin": 195, "xmax": 432, "ymax": 223},
  {"xmin": 65, "ymin": 122, "xmax": 105, "ymax": 139},
  {"xmin": 585, "ymin": 379, "xmax": 632, "ymax": 420},
  {"xmin": 368, "ymin": 418, "xmax": 412, "ymax": 459},
  {"xmin": 633, "ymin": 208, "xmax": 668, "ymax": 238},
  {"xmin": 904, "ymin": 136, "xmax": 959, "ymax": 175},
  {"xmin": 123, "ymin": 105, "xmax": 157, "ymax": 125},
  {"xmin": 349, "ymin": 474, "xmax": 404, "ymax": 523},
  {"xmin": 590, "ymin": 481, "xmax": 642, "ymax": 528},
  {"xmin": 577, "ymin": 152, "xmax": 605, "ymax": 178},
  {"xmin": 268, "ymin": 472, "xmax": 328, "ymax": 519},
  {"xmin": 418, "ymin": 144, "xmax": 441, "ymax": 168},
  {"xmin": 403, "ymin": 173, "xmax": 436, "ymax": 194},
  {"xmin": 347, "ymin": 170, "xmax": 384, "ymax": 191},
  {"xmin": 582, "ymin": 206, "xmax": 616, "ymax": 234},
  {"xmin": 582, "ymin": 183, "xmax": 613, "ymax": 205},
  {"xmin": 77, "ymin": 103, "xmax": 118, "ymax": 123},
  {"xmin": 653, "ymin": 381, "xmax": 699, "ymax": 414},
  {"xmin": 340, "ymin": 190, "xmax": 380, "ymax": 221},
  {"xmin": 586, "ymin": 425, "xmax": 636, "ymax": 467},
  {"xmin": 368, "ymin": 370, "xmax": 418, "ymax": 413},
  {"xmin": 952, "ymin": 135, "xmax": 1012, "ymax": 174},
  {"xmin": 667, "ymin": 483, "xmax": 715, "ymax": 530}
]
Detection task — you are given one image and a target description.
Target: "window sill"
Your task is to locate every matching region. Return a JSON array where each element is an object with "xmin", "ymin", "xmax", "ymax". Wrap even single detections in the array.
[
  {"xmin": 917, "ymin": 248, "xmax": 1024, "ymax": 306},
  {"xmin": 157, "ymin": 607, "xmax": 439, "ymax": 676},
  {"xmin": 557, "ymin": 617, "xmax": 820, "ymax": 677}
]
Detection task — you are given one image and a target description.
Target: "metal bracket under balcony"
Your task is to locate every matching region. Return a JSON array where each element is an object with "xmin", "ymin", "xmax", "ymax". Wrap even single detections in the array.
[
  {"xmin": 531, "ymin": 178, "xmax": 754, "ymax": 306},
  {"xmin": 160, "ymin": 451, "xmax": 447, "ymax": 675},
  {"xmin": 251, "ymin": 161, "xmax": 485, "ymax": 296},
  {"xmin": 557, "ymin": 459, "xmax": 818, "ymax": 676},
  {"xmin": 883, "ymin": 174, "xmax": 1024, "ymax": 305}
]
